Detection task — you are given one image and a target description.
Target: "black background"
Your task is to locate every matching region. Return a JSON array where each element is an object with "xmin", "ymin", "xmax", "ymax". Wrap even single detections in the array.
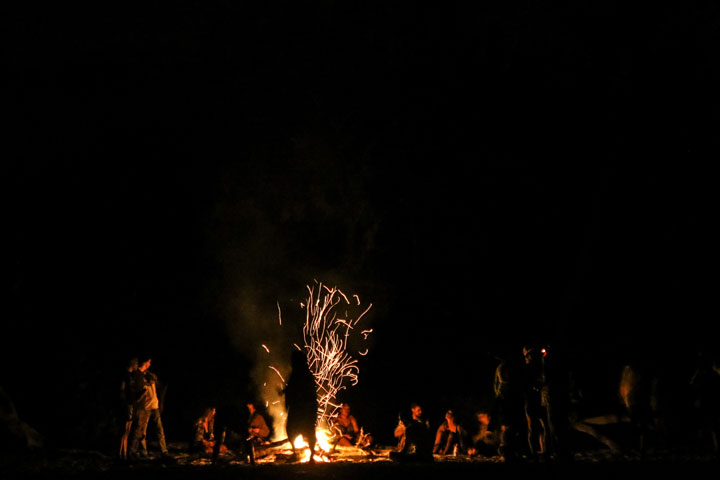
[{"xmin": 7, "ymin": 2, "xmax": 717, "ymax": 448}]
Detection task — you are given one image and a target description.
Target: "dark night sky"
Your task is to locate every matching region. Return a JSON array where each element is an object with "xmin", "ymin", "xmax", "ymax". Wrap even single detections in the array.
[{"xmin": 6, "ymin": 2, "xmax": 717, "ymax": 447}]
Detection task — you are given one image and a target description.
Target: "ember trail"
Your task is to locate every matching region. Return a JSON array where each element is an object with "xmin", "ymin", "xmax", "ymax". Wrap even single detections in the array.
[{"xmin": 264, "ymin": 281, "xmax": 374, "ymax": 462}]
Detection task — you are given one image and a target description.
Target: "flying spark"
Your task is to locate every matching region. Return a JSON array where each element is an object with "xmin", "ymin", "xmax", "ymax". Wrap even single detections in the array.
[
  {"xmin": 301, "ymin": 281, "xmax": 373, "ymax": 428},
  {"xmin": 268, "ymin": 365, "xmax": 286, "ymax": 385}
]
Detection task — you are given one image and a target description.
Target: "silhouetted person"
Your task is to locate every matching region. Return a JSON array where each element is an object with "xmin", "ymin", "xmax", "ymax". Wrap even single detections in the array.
[
  {"xmin": 538, "ymin": 344, "xmax": 571, "ymax": 462},
  {"xmin": 494, "ymin": 352, "xmax": 528, "ymax": 461},
  {"xmin": 523, "ymin": 345, "xmax": 549, "ymax": 458},
  {"xmin": 119, "ymin": 357, "xmax": 140, "ymax": 459},
  {"xmin": 619, "ymin": 363, "xmax": 656, "ymax": 456},
  {"xmin": 211, "ymin": 402, "xmax": 249, "ymax": 464},
  {"xmin": 689, "ymin": 349, "xmax": 720, "ymax": 455},
  {"xmin": 283, "ymin": 350, "xmax": 319, "ymax": 462}
]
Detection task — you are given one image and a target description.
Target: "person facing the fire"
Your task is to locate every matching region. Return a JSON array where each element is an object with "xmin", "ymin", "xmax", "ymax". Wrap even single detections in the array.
[
  {"xmin": 211, "ymin": 402, "xmax": 248, "ymax": 464},
  {"xmin": 191, "ymin": 407, "xmax": 217, "ymax": 454},
  {"xmin": 331, "ymin": 403, "xmax": 360, "ymax": 446},
  {"xmin": 283, "ymin": 349, "xmax": 319, "ymax": 462},
  {"xmin": 209, "ymin": 400, "xmax": 269, "ymax": 464},
  {"xmin": 391, "ymin": 402, "xmax": 434, "ymax": 462},
  {"xmin": 129, "ymin": 357, "xmax": 169, "ymax": 458},
  {"xmin": 247, "ymin": 401, "xmax": 270, "ymax": 444}
]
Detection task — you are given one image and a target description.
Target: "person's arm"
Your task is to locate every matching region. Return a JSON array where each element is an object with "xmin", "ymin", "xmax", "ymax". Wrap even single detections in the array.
[
  {"xmin": 394, "ymin": 421, "xmax": 405, "ymax": 439},
  {"xmin": 433, "ymin": 424, "xmax": 445, "ymax": 453}
]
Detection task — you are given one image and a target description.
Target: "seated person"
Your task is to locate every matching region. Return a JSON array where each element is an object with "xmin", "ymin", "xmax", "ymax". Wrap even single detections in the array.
[
  {"xmin": 191, "ymin": 407, "xmax": 226, "ymax": 454},
  {"xmin": 212, "ymin": 402, "xmax": 254, "ymax": 464},
  {"xmin": 247, "ymin": 401, "xmax": 271, "ymax": 444},
  {"xmin": 331, "ymin": 403, "xmax": 360, "ymax": 446},
  {"xmin": 391, "ymin": 403, "xmax": 433, "ymax": 461},
  {"xmin": 330, "ymin": 403, "xmax": 373, "ymax": 447},
  {"xmin": 433, "ymin": 409, "xmax": 466, "ymax": 455},
  {"xmin": 468, "ymin": 410, "xmax": 500, "ymax": 456}
]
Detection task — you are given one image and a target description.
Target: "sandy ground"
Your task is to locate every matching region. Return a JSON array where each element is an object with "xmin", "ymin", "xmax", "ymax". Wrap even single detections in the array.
[{"xmin": 2, "ymin": 440, "xmax": 718, "ymax": 479}]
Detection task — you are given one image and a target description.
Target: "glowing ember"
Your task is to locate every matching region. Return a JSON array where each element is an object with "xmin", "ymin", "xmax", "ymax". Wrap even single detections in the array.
[
  {"xmin": 302, "ymin": 282, "xmax": 373, "ymax": 428},
  {"xmin": 259, "ymin": 281, "xmax": 373, "ymax": 462}
]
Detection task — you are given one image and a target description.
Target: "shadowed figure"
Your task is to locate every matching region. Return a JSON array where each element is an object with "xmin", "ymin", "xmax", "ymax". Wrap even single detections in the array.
[
  {"xmin": 618, "ymin": 360, "xmax": 669, "ymax": 456},
  {"xmin": 283, "ymin": 350, "xmax": 319, "ymax": 462},
  {"xmin": 493, "ymin": 352, "xmax": 528, "ymax": 461},
  {"xmin": 119, "ymin": 358, "xmax": 140, "ymax": 459},
  {"xmin": 689, "ymin": 349, "xmax": 720, "ymax": 455}
]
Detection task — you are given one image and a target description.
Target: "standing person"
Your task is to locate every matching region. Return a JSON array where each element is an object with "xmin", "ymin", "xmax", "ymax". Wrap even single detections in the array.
[
  {"xmin": 119, "ymin": 358, "xmax": 140, "ymax": 459},
  {"xmin": 494, "ymin": 351, "xmax": 528, "ymax": 462},
  {"xmin": 523, "ymin": 345, "xmax": 550, "ymax": 458},
  {"xmin": 283, "ymin": 350, "xmax": 319, "ymax": 462},
  {"xmin": 129, "ymin": 358, "xmax": 169, "ymax": 458}
]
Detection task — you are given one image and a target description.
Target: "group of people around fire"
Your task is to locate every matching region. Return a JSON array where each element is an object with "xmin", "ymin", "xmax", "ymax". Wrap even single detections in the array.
[{"xmin": 119, "ymin": 344, "xmax": 720, "ymax": 464}]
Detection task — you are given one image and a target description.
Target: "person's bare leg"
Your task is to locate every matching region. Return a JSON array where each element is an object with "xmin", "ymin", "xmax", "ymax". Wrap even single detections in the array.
[
  {"xmin": 119, "ymin": 420, "xmax": 132, "ymax": 458},
  {"xmin": 307, "ymin": 432, "xmax": 316, "ymax": 463}
]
